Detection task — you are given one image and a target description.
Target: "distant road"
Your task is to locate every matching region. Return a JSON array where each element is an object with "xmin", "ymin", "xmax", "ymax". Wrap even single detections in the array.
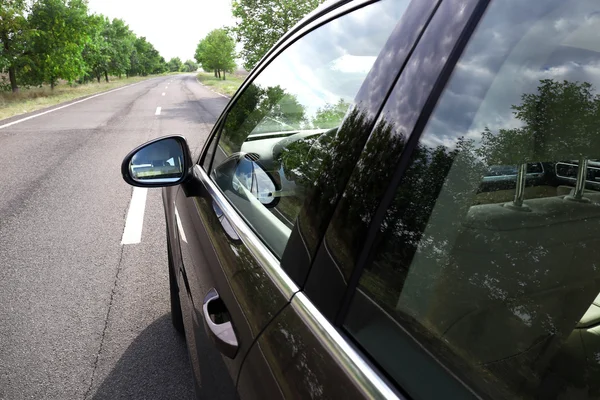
[{"xmin": 0, "ymin": 74, "xmax": 231, "ymax": 399}]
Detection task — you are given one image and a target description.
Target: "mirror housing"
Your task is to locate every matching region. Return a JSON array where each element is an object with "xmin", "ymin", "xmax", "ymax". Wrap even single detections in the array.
[{"xmin": 121, "ymin": 135, "xmax": 194, "ymax": 188}]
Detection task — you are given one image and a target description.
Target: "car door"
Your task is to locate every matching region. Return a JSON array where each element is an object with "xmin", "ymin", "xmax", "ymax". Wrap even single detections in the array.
[
  {"xmin": 234, "ymin": 0, "xmax": 483, "ymax": 398},
  {"xmin": 263, "ymin": 0, "xmax": 600, "ymax": 399},
  {"xmin": 172, "ymin": 0, "xmax": 416, "ymax": 396}
]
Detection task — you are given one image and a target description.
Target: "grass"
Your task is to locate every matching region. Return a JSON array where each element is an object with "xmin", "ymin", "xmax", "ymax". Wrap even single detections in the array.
[
  {"xmin": 0, "ymin": 74, "xmax": 174, "ymax": 122},
  {"xmin": 196, "ymin": 71, "xmax": 246, "ymax": 97}
]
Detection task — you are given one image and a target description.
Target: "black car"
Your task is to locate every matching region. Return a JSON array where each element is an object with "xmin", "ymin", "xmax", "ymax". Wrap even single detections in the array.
[{"xmin": 122, "ymin": 0, "xmax": 600, "ymax": 398}]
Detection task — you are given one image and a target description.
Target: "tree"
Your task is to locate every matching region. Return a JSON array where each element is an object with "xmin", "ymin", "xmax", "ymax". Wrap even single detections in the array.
[
  {"xmin": 194, "ymin": 28, "xmax": 236, "ymax": 80},
  {"xmin": 26, "ymin": 0, "xmax": 90, "ymax": 89},
  {"xmin": 0, "ymin": 0, "xmax": 31, "ymax": 92},
  {"xmin": 82, "ymin": 14, "xmax": 111, "ymax": 83},
  {"xmin": 181, "ymin": 59, "xmax": 198, "ymax": 72},
  {"xmin": 167, "ymin": 57, "xmax": 182, "ymax": 72},
  {"xmin": 128, "ymin": 36, "xmax": 165, "ymax": 76},
  {"xmin": 106, "ymin": 18, "xmax": 135, "ymax": 79},
  {"xmin": 231, "ymin": 0, "xmax": 325, "ymax": 70}
]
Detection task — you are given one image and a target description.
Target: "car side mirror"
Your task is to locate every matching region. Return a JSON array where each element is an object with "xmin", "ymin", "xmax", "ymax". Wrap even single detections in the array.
[
  {"xmin": 121, "ymin": 135, "xmax": 193, "ymax": 187},
  {"xmin": 213, "ymin": 153, "xmax": 280, "ymax": 208}
]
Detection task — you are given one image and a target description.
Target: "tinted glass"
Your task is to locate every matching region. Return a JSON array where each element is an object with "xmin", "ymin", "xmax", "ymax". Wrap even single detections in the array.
[
  {"xmin": 346, "ymin": 0, "xmax": 600, "ymax": 398},
  {"xmin": 201, "ymin": 131, "xmax": 219, "ymax": 171},
  {"xmin": 211, "ymin": 0, "xmax": 409, "ymax": 258}
]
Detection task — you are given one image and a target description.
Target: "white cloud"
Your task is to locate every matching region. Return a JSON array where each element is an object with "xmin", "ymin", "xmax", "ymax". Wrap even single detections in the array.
[{"xmin": 86, "ymin": 0, "xmax": 234, "ymax": 62}]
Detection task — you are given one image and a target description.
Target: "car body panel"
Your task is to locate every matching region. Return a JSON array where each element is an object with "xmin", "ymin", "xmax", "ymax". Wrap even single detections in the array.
[
  {"xmin": 238, "ymin": 293, "xmax": 401, "ymax": 399},
  {"xmin": 172, "ymin": 165, "xmax": 297, "ymax": 392}
]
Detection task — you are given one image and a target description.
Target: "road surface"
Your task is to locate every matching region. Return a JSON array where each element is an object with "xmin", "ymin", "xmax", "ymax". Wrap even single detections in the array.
[{"xmin": 0, "ymin": 74, "xmax": 233, "ymax": 399}]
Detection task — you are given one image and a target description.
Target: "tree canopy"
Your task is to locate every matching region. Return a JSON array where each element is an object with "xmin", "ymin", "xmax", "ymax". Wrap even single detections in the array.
[
  {"xmin": 180, "ymin": 59, "xmax": 198, "ymax": 72},
  {"xmin": 0, "ymin": 0, "xmax": 30, "ymax": 92},
  {"xmin": 0, "ymin": 0, "xmax": 167, "ymax": 91},
  {"xmin": 167, "ymin": 57, "xmax": 183, "ymax": 72},
  {"xmin": 194, "ymin": 28, "xmax": 236, "ymax": 80},
  {"xmin": 231, "ymin": 0, "xmax": 325, "ymax": 70}
]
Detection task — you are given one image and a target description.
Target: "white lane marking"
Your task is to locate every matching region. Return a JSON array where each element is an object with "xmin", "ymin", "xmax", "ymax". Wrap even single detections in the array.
[
  {"xmin": 165, "ymin": 86, "xmax": 168, "ymax": 89},
  {"xmin": 175, "ymin": 207, "xmax": 188, "ymax": 243},
  {"xmin": 162, "ymin": 92, "xmax": 165, "ymax": 96},
  {"xmin": 121, "ymin": 187, "xmax": 148, "ymax": 245},
  {"xmin": 0, "ymin": 80, "xmax": 154, "ymax": 130},
  {"xmin": 155, "ymin": 106, "xmax": 161, "ymax": 115}
]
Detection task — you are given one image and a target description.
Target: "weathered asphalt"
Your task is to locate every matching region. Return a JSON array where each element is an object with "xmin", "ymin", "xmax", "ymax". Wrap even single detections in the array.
[{"xmin": 0, "ymin": 74, "xmax": 231, "ymax": 399}]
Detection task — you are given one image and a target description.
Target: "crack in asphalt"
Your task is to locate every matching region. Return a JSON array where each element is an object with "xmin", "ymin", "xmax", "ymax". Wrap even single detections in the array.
[
  {"xmin": 83, "ymin": 182, "xmax": 133, "ymax": 400},
  {"xmin": 83, "ymin": 243, "xmax": 125, "ymax": 400},
  {"xmin": 83, "ymin": 244, "xmax": 125, "ymax": 400}
]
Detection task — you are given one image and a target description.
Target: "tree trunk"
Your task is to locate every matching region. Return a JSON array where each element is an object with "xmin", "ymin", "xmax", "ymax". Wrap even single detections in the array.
[
  {"xmin": 214, "ymin": 69, "xmax": 217, "ymax": 78},
  {"xmin": 50, "ymin": 79, "xmax": 55, "ymax": 90},
  {"xmin": 217, "ymin": 69, "xmax": 221, "ymax": 79},
  {"xmin": 223, "ymin": 70, "xmax": 226, "ymax": 80},
  {"xmin": 104, "ymin": 70, "xmax": 109, "ymax": 83},
  {"xmin": 8, "ymin": 66, "xmax": 18, "ymax": 93},
  {"xmin": 97, "ymin": 73, "xmax": 101, "ymax": 83}
]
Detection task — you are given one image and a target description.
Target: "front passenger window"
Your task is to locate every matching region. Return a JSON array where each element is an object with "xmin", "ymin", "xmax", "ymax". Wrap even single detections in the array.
[{"xmin": 210, "ymin": 0, "xmax": 409, "ymax": 258}]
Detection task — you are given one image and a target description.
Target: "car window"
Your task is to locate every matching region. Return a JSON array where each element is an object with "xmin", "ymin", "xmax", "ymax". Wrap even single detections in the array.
[
  {"xmin": 210, "ymin": 0, "xmax": 409, "ymax": 258},
  {"xmin": 344, "ymin": 0, "xmax": 600, "ymax": 398}
]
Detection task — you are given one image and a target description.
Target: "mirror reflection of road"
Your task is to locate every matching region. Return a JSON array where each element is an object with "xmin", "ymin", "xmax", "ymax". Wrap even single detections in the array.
[{"xmin": 0, "ymin": 74, "xmax": 231, "ymax": 399}]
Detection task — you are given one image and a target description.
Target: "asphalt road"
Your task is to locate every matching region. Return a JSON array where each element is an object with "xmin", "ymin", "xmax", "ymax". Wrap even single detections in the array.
[{"xmin": 0, "ymin": 74, "xmax": 231, "ymax": 399}]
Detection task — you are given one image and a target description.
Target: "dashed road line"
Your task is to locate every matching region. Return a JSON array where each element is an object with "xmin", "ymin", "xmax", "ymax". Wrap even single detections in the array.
[
  {"xmin": 155, "ymin": 107, "xmax": 162, "ymax": 115},
  {"xmin": 121, "ymin": 187, "xmax": 148, "ymax": 245},
  {"xmin": 162, "ymin": 92, "xmax": 166, "ymax": 96}
]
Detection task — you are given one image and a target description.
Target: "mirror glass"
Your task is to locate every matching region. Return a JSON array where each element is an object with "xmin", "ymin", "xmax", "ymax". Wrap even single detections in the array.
[{"xmin": 129, "ymin": 138, "xmax": 184, "ymax": 183}]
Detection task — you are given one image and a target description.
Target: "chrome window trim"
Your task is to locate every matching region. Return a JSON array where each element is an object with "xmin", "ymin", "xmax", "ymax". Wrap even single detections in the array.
[
  {"xmin": 292, "ymin": 292, "xmax": 402, "ymax": 400},
  {"xmin": 197, "ymin": 165, "xmax": 299, "ymax": 299}
]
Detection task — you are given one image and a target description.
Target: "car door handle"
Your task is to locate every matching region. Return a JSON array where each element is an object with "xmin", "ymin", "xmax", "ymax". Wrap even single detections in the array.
[{"xmin": 202, "ymin": 288, "xmax": 239, "ymax": 359}]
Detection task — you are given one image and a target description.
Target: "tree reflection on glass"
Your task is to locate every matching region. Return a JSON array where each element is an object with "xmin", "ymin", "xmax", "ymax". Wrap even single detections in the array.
[
  {"xmin": 341, "ymin": 79, "xmax": 600, "ymax": 399},
  {"xmin": 478, "ymin": 79, "xmax": 600, "ymax": 165},
  {"xmin": 220, "ymin": 83, "xmax": 307, "ymax": 155}
]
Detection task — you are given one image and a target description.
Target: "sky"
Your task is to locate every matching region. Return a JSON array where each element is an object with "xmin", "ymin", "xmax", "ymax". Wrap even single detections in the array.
[{"xmin": 87, "ymin": 0, "xmax": 234, "ymax": 62}]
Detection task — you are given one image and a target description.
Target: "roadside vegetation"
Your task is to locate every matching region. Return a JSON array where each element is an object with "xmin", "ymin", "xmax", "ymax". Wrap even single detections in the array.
[
  {"xmin": 0, "ymin": 0, "xmax": 199, "ymax": 121},
  {"xmin": 196, "ymin": 71, "xmax": 245, "ymax": 97},
  {"xmin": 1, "ymin": 0, "xmax": 327, "ymax": 121},
  {"xmin": 0, "ymin": 74, "xmax": 169, "ymax": 121}
]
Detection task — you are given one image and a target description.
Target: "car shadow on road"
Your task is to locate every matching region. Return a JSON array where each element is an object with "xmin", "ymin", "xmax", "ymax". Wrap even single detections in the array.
[{"xmin": 93, "ymin": 314, "xmax": 196, "ymax": 400}]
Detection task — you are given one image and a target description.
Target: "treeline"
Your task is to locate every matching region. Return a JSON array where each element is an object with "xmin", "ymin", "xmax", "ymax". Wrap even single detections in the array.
[
  {"xmin": 0, "ymin": 0, "xmax": 169, "ymax": 92},
  {"xmin": 166, "ymin": 57, "xmax": 198, "ymax": 73}
]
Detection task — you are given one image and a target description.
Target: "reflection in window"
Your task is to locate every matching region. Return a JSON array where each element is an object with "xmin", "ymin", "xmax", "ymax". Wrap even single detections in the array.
[
  {"xmin": 211, "ymin": 0, "xmax": 408, "ymax": 258},
  {"xmin": 345, "ymin": 0, "xmax": 600, "ymax": 399}
]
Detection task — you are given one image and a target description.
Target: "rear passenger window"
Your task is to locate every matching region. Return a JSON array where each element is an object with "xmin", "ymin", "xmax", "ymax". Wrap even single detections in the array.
[
  {"xmin": 345, "ymin": 0, "xmax": 600, "ymax": 398},
  {"xmin": 210, "ymin": 0, "xmax": 409, "ymax": 258}
]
